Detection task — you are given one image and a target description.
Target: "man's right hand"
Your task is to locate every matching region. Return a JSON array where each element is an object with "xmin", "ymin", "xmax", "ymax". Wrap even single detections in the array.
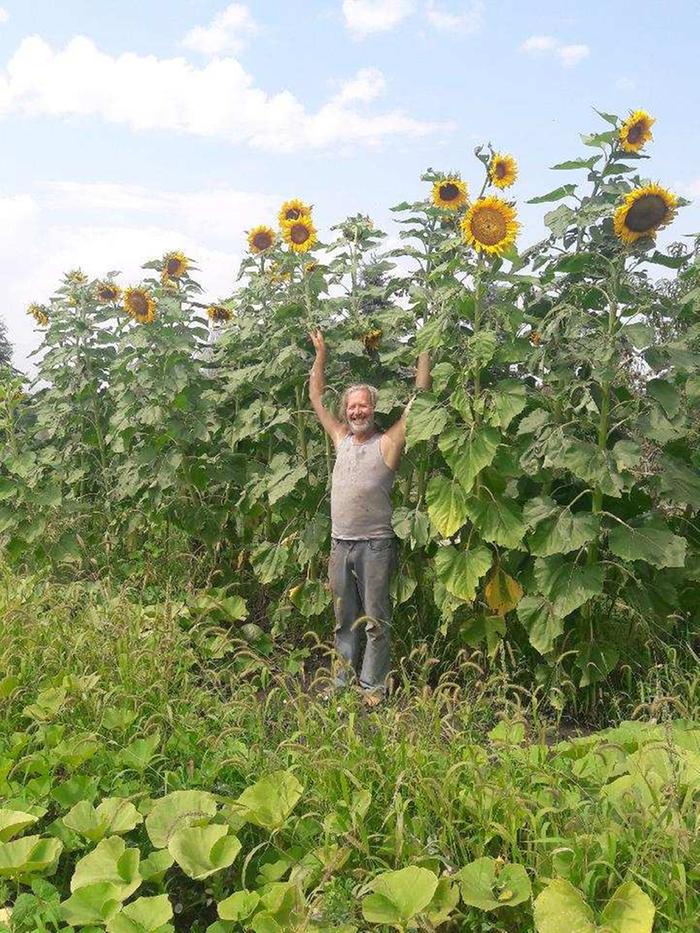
[{"xmin": 309, "ymin": 329, "xmax": 326, "ymax": 358}]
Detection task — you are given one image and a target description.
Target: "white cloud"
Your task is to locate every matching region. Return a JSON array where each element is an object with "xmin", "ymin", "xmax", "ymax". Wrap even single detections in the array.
[
  {"xmin": 0, "ymin": 182, "xmax": 281, "ymax": 372},
  {"xmin": 342, "ymin": 0, "xmax": 415, "ymax": 39},
  {"xmin": 0, "ymin": 35, "xmax": 449, "ymax": 151},
  {"xmin": 332, "ymin": 66, "xmax": 386, "ymax": 103},
  {"xmin": 425, "ymin": 1, "xmax": 484, "ymax": 34},
  {"xmin": 521, "ymin": 34, "xmax": 590, "ymax": 68},
  {"xmin": 182, "ymin": 3, "xmax": 258, "ymax": 56},
  {"xmin": 0, "ymin": 8, "xmax": 9, "ymax": 25},
  {"xmin": 558, "ymin": 44, "xmax": 590, "ymax": 68}
]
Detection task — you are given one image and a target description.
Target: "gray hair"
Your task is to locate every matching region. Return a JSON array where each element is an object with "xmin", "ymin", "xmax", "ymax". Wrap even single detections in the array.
[{"xmin": 338, "ymin": 383, "xmax": 379, "ymax": 423}]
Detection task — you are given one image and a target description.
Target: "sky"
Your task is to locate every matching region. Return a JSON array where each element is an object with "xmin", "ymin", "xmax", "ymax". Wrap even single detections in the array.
[{"xmin": 1, "ymin": 0, "xmax": 699, "ymax": 371}]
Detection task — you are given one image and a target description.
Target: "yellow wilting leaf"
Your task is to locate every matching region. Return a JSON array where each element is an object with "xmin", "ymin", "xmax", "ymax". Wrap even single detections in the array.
[{"xmin": 484, "ymin": 567, "xmax": 523, "ymax": 615}]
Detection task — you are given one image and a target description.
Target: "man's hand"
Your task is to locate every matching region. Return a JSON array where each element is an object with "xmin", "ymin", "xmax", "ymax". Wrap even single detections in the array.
[{"xmin": 310, "ymin": 329, "xmax": 326, "ymax": 358}]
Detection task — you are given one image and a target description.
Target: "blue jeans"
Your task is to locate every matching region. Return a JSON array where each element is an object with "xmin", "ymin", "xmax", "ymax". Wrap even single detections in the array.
[{"xmin": 328, "ymin": 537, "xmax": 396, "ymax": 694}]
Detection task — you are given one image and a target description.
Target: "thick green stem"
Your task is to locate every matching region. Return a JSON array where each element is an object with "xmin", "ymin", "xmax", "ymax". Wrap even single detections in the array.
[{"xmin": 294, "ymin": 385, "xmax": 308, "ymax": 465}]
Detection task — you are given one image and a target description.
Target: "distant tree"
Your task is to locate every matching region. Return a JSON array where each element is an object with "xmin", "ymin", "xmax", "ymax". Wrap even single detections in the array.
[{"xmin": 0, "ymin": 317, "xmax": 12, "ymax": 368}]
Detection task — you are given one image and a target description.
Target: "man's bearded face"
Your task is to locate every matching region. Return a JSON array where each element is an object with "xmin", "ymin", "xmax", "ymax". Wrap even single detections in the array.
[{"xmin": 346, "ymin": 390, "xmax": 375, "ymax": 435}]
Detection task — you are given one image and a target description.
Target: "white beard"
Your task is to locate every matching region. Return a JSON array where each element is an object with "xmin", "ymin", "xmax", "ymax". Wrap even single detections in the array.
[{"xmin": 348, "ymin": 415, "xmax": 374, "ymax": 435}]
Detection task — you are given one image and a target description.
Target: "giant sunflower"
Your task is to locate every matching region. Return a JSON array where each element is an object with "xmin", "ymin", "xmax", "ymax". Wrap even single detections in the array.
[
  {"xmin": 278, "ymin": 198, "xmax": 312, "ymax": 226},
  {"xmin": 95, "ymin": 280, "xmax": 121, "ymax": 303},
  {"xmin": 161, "ymin": 251, "xmax": 189, "ymax": 283},
  {"xmin": 281, "ymin": 216, "xmax": 317, "ymax": 253},
  {"xmin": 207, "ymin": 304, "xmax": 232, "ymax": 324},
  {"xmin": 248, "ymin": 225, "xmax": 276, "ymax": 254},
  {"xmin": 613, "ymin": 183, "xmax": 677, "ymax": 245},
  {"xmin": 461, "ymin": 196, "xmax": 519, "ymax": 256},
  {"xmin": 489, "ymin": 153, "xmax": 518, "ymax": 189},
  {"xmin": 432, "ymin": 177, "xmax": 468, "ymax": 211},
  {"xmin": 123, "ymin": 287, "xmax": 156, "ymax": 324},
  {"xmin": 619, "ymin": 110, "xmax": 655, "ymax": 153},
  {"xmin": 27, "ymin": 303, "xmax": 49, "ymax": 327}
]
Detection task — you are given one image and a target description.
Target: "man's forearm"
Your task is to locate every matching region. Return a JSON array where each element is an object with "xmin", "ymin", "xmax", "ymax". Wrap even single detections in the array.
[
  {"xmin": 309, "ymin": 354, "xmax": 326, "ymax": 403},
  {"xmin": 415, "ymin": 351, "xmax": 432, "ymax": 391}
]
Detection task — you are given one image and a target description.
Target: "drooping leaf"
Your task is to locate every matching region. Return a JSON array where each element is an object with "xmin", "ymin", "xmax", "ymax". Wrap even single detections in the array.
[
  {"xmin": 528, "ymin": 185, "xmax": 577, "ymax": 204},
  {"xmin": 484, "ymin": 568, "xmax": 523, "ymax": 615},
  {"xmin": 608, "ymin": 525, "xmax": 687, "ymax": 569},
  {"xmin": 288, "ymin": 579, "xmax": 331, "ymax": 617},
  {"xmin": 659, "ymin": 455, "xmax": 700, "ymax": 507},
  {"xmin": 0, "ymin": 835, "xmax": 63, "ymax": 879},
  {"xmin": 405, "ymin": 394, "xmax": 449, "ymax": 448},
  {"xmin": 534, "ymin": 557, "xmax": 604, "ymax": 617},
  {"xmin": 439, "ymin": 424, "xmax": 501, "ymax": 493},
  {"xmin": 250, "ymin": 541, "xmax": 290, "ymax": 586},
  {"xmin": 434, "ymin": 546, "xmax": 493, "ymax": 602},
  {"xmin": 546, "ymin": 438, "xmax": 624, "ymax": 497},
  {"xmin": 465, "ymin": 494, "xmax": 525, "ymax": 549},
  {"xmin": 647, "ymin": 378, "xmax": 681, "ymax": 417},
  {"xmin": 426, "ymin": 475, "xmax": 468, "ymax": 538},
  {"xmin": 488, "ymin": 380, "xmax": 528, "ymax": 429},
  {"xmin": 527, "ymin": 510, "xmax": 599, "ymax": 557},
  {"xmin": 517, "ymin": 595, "xmax": 564, "ymax": 654},
  {"xmin": 362, "ymin": 866, "xmax": 439, "ymax": 926},
  {"xmin": 392, "ymin": 507, "xmax": 431, "ymax": 547},
  {"xmin": 0, "ymin": 809, "xmax": 39, "ymax": 843}
]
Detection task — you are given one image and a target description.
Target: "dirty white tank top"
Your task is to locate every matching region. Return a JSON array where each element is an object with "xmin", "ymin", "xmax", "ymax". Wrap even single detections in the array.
[{"xmin": 331, "ymin": 433, "xmax": 395, "ymax": 540}]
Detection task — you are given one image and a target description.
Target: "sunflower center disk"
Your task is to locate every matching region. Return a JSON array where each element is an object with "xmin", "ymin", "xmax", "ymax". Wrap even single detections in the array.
[
  {"xmin": 627, "ymin": 123, "xmax": 644, "ymax": 144},
  {"xmin": 495, "ymin": 164, "xmax": 506, "ymax": 179},
  {"xmin": 472, "ymin": 208, "xmax": 507, "ymax": 245},
  {"xmin": 625, "ymin": 195, "xmax": 669, "ymax": 232},
  {"xmin": 291, "ymin": 224, "xmax": 310, "ymax": 244},
  {"xmin": 167, "ymin": 260, "xmax": 182, "ymax": 276},
  {"xmin": 130, "ymin": 294, "xmax": 148, "ymax": 316},
  {"xmin": 286, "ymin": 209, "xmax": 302, "ymax": 220},
  {"xmin": 254, "ymin": 233, "xmax": 272, "ymax": 250},
  {"xmin": 440, "ymin": 183, "xmax": 460, "ymax": 202}
]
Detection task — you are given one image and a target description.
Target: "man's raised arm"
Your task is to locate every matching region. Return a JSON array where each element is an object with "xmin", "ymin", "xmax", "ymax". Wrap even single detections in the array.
[
  {"xmin": 309, "ymin": 330, "xmax": 346, "ymax": 447},
  {"xmin": 381, "ymin": 351, "xmax": 432, "ymax": 467}
]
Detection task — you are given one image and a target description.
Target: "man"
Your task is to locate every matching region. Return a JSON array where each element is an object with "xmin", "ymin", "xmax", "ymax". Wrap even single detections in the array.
[{"xmin": 308, "ymin": 329, "xmax": 431, "ymax": 704}]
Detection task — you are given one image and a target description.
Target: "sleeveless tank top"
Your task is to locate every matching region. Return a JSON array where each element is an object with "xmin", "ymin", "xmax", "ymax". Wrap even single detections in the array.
[{"xmin": 330, "ymin": 433, "xmax": 395, "ymax": 540}]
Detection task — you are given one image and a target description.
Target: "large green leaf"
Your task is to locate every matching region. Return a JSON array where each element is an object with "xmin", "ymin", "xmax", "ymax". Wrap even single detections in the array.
[
  {"xmin": 484, "ymin": 567, "xmax": 523, "ymax": 615},
  {"xmin": 599, "ymin": 881, "xmax": 655, "ymax": 933},
  {"xmin": 64, "ymin": 798, "xmax": 143, "ymax": 843},
  {"xmin": 608, "ymin": 525, "xmax": 687, "ymax": 568},
  {"xmin": 426, "ymin": 475, "xmax": 468, "ymax": 538},
  {"xmin": 659, "ymin": 455, "xmax": 700, "ymax": 507},
  {"xmin": 70, "ymin": 836, "xmax": 141, "ymax": 900},
  {"xmin": 465, "ymin": 494, "xmax": 525, "ymax": 549},
  {"xmin": 457, "ymin": 857, "xmax": 532, "ymax": 910},
  {"xmin": 533, "ymin": 879, "xmax": 594, "ymax": 932},
  {"xmin": 439, "ymin": 424, "xmax": 501, "ymax": 493},
  {"xmin": 517, "ymin": 596, "xmax": 564, "ymax": 654},
  {"xmin": 488, "ymin": 380, "xmax": 528, "ymax": 429},
  {"xmin": 145, "ymin": 790, "xmax": 217, "ymax": 849},
  {"xmin": 534, "ymin": 557, "xmax": 604, "ymax": 617},
  {"xmin": 527, "ymin": 510, "xmax": 599, "ymax": 557},
  {"xmin": 0, "ymin": 835, "xmax": 63, "ymax": 878},
  {"xmin": 250, "ymin": 541, "xmax": 291, "ymax": 585},
  {"xmin": 106, "ymin": 894, "xmax": 174, "ymax": 933},
  {"xmin": 218, "ymin": 890, "xmax": 261, "ymax": 923},
  {"xmin": 647, "ymin": 378, "xmax": 681, "ymax": 417},
  {"xmin": 234, "ymin": 771, "xmax": 303, "ymax": 831},
  {"xmin": 362, "ymin": 866, "xmax": 439, "ymax": 926},
  {"xmin": 434, "ymin": 546, "xmax": 492, "ymax": 602},
  {"xmin": 392, "ymin": 507, "xmax": 431, "ymax": 548},
  {"xmin": 405, "ymin": 394, "xmax": 449, "ymax": 448},
  {"xmin": 168, "ymin": 825, "xmax": 241, "ymax": 880},
  {"xmin": 528, "ymin": 184, "xmax": 577, "ymax": 204},
  {"xmin": 0, "ymin": 809, "xmax": 38, "ymax": 842},
  {"xmin": 546, "ymin": 438, "xmax": 623, "ymax": 497},
  {"xmin": 288, "ymin": 579, "xmax": 331, "ymax": 617},
  {"xmin": 60, "ymin": 882, "xmax": 123, "ymax": 927}
]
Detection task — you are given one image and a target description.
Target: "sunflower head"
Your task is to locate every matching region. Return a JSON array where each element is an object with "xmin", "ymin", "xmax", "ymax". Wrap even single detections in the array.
[
  {"xmin": 461, "ymin": 196, "xmax": 519, "ymax": 257},
  {"xmin": 27, "ymin": 303, "xmax": 49, "ymax": 327},
  {"xmin": 619, "ymin": 110, "xmax": 655, "ymax": 153},
  {"xmin": 95, "ymin": 281, "xmax": 122, "ymax": 303},
  {"xmin": 432, "ymin": 177, "xmax": 468, "ymax": 211},
  {"xmin": 613, "ymin": 183, "xmax": 677, "ymax": 245},
  {"xmin": 248, "ymin": 225, "xmax": 276, "ymax": 254},
  {"xmin": 161, "ymin": 251, "xmax": 189, "ymax": 283},
  {"xmin": 489, "ymin": 153, "xmax": 518, "ymax": 189},
  {"xmin": 123, "ymin": 287, "xmax": 156, "ymax": 324},
  {"xmin": 363, "ymin": 328, "xmax": 382, "ymax": 352},
  {"xmin": 65, "ymin": 269, "xmax": 88, "ymax": 285},
  {"xmin": 282, "ymin": 216, "xmax": 318, "ymax": 253},
  {"xmin": 278, "ymin": 198, "xmax": 312, "ymax": 226},
  {"xmin": 529, "ymin": 330, "xmax": 542, "ymax": 346},
  {"xmin": 207, "ymin": 304, "xmax": 232, "ymax": 324}
]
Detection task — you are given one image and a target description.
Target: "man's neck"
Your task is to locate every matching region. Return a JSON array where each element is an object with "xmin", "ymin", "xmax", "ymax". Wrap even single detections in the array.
[{"xmin": 350, "ymin": 427, "xmax": 377, "ymax": 444}]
